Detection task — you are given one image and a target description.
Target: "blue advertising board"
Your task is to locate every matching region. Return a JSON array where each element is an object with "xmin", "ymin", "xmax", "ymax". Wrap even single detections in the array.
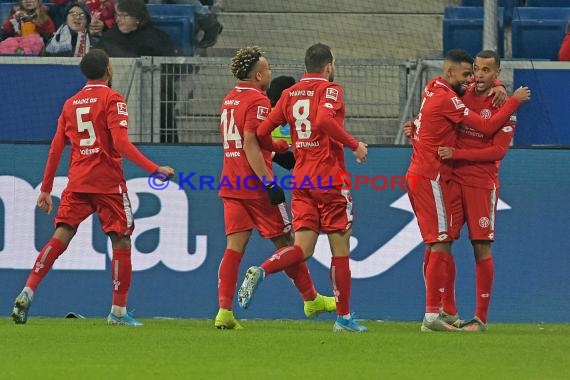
[{"xmin": 0, "ymin": 145, "xmax": 568, "ymax": 322}]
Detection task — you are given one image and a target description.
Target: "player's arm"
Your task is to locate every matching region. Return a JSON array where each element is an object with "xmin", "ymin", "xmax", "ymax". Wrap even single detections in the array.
[
  {"xmin": 439, "ymin": 120, "xmax": 515, "ymax": 162},
  {"xmin": 107, "ymin": 94, "xmax": 174, "ymax": 177},
  {"xmin": 243, "ymin": 104, "xmax": 285, "ymax": 205},
  {"xmin": 257, "ymin": 97, "xmax": 287, "ymax": 137},
  {"xmin": 38, "ymin": 114, "xmax": 67, "ymax": 213}
]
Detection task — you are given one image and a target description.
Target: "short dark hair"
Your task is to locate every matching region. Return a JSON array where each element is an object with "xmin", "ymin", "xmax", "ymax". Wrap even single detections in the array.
[
  {"xmin": 445, "ymin": 49, "xmax": 474, "ymax": 65},
  {"xmin": 305, "ymin": 43, "xmax": 333, "ymax": 73},
  {"xmin": 80, "ymin": 49, "xmax": 109, "ymax": 79},
  {"xmin": 116, "ymin": 0, "xmax": 150, "ymax": 27},
  {"xmin": 476, "ymin": 49, "xmax": 501, "ymax": 68},
  {"xmin": 266, "ymin": 76, "xmax": 296, "ymax": 106}
]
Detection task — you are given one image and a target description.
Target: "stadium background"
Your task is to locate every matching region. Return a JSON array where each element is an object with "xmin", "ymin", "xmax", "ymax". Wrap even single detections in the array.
[{"xmin": 0, "ymin": 0, "xmax": 569, "ymax": 322}]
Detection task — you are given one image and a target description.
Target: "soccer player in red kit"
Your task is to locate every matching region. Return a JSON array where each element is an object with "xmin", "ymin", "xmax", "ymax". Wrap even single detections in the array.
[
  {"xmin": 405, "ymin": 49, "xmax": 530, "ymax": 332},
  {"xmin": 437, "ymin": 50, "xmax": 517, "ymax": 331},
  {"xmin": 215, "ymin": 46, "xmax": 336, "ymax": 330},
  {"xmin": 237, "ymin": 43, "xmax": 369, "ymax": 332},
  {"xmin": 11, "ymin": 49, "xmax": 175, "ymax": 326}
]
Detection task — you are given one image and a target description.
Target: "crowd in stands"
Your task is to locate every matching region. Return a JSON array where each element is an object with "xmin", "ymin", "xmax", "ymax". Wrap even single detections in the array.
[{"xmin": 0, "ymin": 0, "xmax": 221, "ymax": 56}]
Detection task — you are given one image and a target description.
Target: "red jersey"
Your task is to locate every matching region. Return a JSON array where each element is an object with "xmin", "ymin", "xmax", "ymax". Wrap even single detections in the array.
[
  {"xmin": 452, "ymin": 84, "xmax": 515, "ymax": 189},
  {"xmin": 258, "ymin": 74, "xmax": 358, "ymax": 187},
  {"xmin": 41, "ymin": 81, "xmax": 138, "ymax": 194},
  {"xmin": 218, "ymin": 83, "xmax": 274, "ymax": 199},
  {"xmin": 409, "ymin": 77, "xmax": 521, "ymax": 181}
]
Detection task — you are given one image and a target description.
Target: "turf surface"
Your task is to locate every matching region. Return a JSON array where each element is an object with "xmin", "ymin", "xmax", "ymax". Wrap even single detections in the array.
[{"xmin": 2, "ymin": 318, "xmax": 569, "ymax": 379}]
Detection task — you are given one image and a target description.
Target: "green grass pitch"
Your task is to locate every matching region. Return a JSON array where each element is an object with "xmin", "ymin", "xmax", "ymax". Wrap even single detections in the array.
[{"xmin": 2, "ymin": 318, "xmax": 569, "ymax": 379}]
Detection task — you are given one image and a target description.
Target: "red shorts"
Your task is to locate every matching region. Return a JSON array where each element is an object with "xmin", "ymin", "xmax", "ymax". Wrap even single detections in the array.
[
  {"xmin": 450, "ymin": 182, "xmax": 498, "ymax": 241},
  {"xmin": 291, "ymin": 187, "xmax": 353, "ymax": 234},
  {"xmin": 55, "ymin": 189, "xmax": 134, "ymax": 236},
  {"xmin": 406, "ymin": 173, "xmax": 454, "ymax": 244},
  {"xmin": 222, "ymin": 197, "xmax": 291, "ymax": 238}
]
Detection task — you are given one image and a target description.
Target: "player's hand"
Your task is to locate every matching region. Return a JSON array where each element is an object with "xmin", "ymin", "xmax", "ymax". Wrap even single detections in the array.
[
  {"xmin": 157, "ymin": 166, "xmax": 175, "ymax": 180},
  {"xmin": 513, "ymin": 86, "xmax": 531, "ymax": 103},
  {"xmin": 272, "ymin": 151, "xmax": 295, "ymax": 171},
  {"xmin": 438, "ymin": 146, "xmax": 454, "ymax": 160},
  {"xmin": 489, "ymin": 85, "xmax": 507, "ymax": 107},
  {"xmin": 402, "ymin": 120, "xmax": 414, "ymax": 139},
  {"xmin": 37, "ymin": 192, "xmax": 53, "ymax": 214},
  {"xmin": 265, "ymin": 182, "xmax": 286, "ymax": 205},
  {"xmin": 353, "ymin": 141, "xmax": 368, "ymax": 163}
]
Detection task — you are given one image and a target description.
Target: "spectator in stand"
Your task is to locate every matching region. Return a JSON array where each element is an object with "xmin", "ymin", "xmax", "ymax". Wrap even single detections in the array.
[
  {"xmin": 558, "ymin": 21, "xmax": 570, "ymax": 61},
  {"xmin": 48, "ymin": 0, "xmax": 115, "ymax": 38},
  {"xmin": 96, "ymin": 0, "xmax": 177, "ymax": 142},
  {"xmin": 46, "ymin": 2, "xmax": 94, "ymax": 57},
  {"xmin": 0, "ymin": 0, "xmax": 55, "ymax": 55}
]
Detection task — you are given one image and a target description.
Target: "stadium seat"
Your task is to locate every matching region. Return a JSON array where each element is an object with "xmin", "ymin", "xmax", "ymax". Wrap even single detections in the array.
[
  {"xmin": 525, "ymin": 0, "xmax": 570, "ymax": 7},
  {"xmin": 0, "ymin": 2, "xmax": 14, "ymax": 23},
  {"xmin": 443, "ymin": 7, "xmax": 505, "ymax": 57},
  {"xmin": 460, "ymin": 0, "xmax": 522, "ymax": 25},
  {"xmin": 147, "ymin": 4, "xmax": 195, "ymax": 56},
  {"xmin": 511, "ymin": 7, "xmax": 570, "ymax": 59}
]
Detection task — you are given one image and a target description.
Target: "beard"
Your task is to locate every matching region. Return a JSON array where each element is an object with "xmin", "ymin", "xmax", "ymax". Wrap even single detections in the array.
[{"xmin": 452, "ymin": 82, "xmax": 465, "ymax": 96}]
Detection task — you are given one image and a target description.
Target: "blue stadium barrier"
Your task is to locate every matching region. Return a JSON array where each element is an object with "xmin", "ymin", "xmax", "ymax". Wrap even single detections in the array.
[
  {"xmin": 511, "ymin": 7, "xmax": 570, "ymax": 59},
  {"xmin": 0, "ymin": 2, "xmax": 14, "ymax": 23},
  {"xmin": 443, "ymin": 7, "xmax": 505, "ymax": 57},
  {"xmin": 147, "ymin": 4, "xmax": 195, "ymax": 56},
  {"xmin": 460, "ymin": 0, "xmax": 522, "ymax": 25}
]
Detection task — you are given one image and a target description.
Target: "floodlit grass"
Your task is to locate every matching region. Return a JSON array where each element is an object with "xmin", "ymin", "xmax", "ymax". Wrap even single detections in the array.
[{"xmin": 2, "ymin": 318, "xmax": 569, "ymax": 379}]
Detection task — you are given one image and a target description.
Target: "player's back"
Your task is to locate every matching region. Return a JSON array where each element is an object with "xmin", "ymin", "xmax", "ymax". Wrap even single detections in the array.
[
  {"xmin": 219, "ymin": 84, "xmax": 273, "ymax": 199},
  {"xmin": 278, "ymin": 76, "xmax": 344, "ymax": 184},
  {"xmin": 60, "ymin": 82, "xmax": 128, "ymax": 193},
  {"xmin": 409, "ymin": 77, "xmax": 461, "ymax": 180}
]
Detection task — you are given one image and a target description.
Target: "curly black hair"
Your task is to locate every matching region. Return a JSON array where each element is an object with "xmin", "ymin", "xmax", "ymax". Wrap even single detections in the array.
[{"xmin": 230, "ymin": 46, "xmax": 263, "ymax": 80}]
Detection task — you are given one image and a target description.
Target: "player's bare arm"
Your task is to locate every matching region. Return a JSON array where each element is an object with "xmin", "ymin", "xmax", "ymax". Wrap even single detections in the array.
[
  {"xmin": 156, "ymin": 166, "xmax": 175, "ymax": 180},
  {"xmin": 353, "ymin": 141, "xmax": 368, "ymax": 163}
]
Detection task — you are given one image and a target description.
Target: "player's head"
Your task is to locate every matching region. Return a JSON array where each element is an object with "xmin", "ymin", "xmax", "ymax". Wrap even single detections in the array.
[
  {"xmin": 473, "ymin": 50, "xmax": 501, "ymax": 95},
  {"xmin": 230, "ymin": 46, "xmax": 271, "ymax": 91},
  {"xmin": 305, "ymin": 43, "xmax": 335, "ymax": 82},
  {"xmin": 266, "ymin": 76, "xmax": 296, "ymax": 107},
  {"xmin": 443, "ymin": 49, "xmax": 474, "ymax": 96},
  {"xmin": 80, "ymin": 49, "xmax": 112, "ymax": 84}
]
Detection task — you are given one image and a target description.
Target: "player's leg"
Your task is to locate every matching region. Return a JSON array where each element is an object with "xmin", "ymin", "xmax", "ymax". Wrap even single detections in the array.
[
  {"xmin": 462, "ymin": 185, "xmax": 497, "ymax": 331},
  {"xmin": 93, "ymin": 193, "xmax": 141, "ymax": 326},
  {"xmin": 407, "ymin": 174, "xmax": 458, "ymax": 332},
  {"xmin": 12, "ymin": 190, "xmax": 90, "ymax": 324},
  {"xmin": 215, "ymin": 198, "xmax": 254, "ymax": 328}
]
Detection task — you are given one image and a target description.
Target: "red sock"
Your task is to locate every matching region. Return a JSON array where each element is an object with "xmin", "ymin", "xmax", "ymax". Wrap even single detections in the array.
[
  {"xmin": 218, "ymin": 248, "xmax": 243, "ymax": 310},
  {"xmin": 442, "ymin": 255, "xmax": 457, "ymax": 315},
  {"xmin": 111, "ymin": 248, "xmax": 132, "ymax": 307},
  {"xmin": 422, "ymin": 246, "xmax": 431, "ymax": 286},
  {"xmin": 284, "ymin": 261, "xmax": 318, "ymax": 301},
  {"xmin": 260, "ymin": 245, "xmax": 304, "ymax": 275},
  {"xmin": 331, "ymin": 256, "xmax": 351, "ymax": 316},
  {"xmin": 425, "ymin": 251, "xmax": 451, "ymax": 313},
  {"xmin": 475, "ymin": 256, "xmax": 494, "ymax": 323},
  {"xmin": 25, "ymin": 237, "xmax": 68, "ymax": 291}
]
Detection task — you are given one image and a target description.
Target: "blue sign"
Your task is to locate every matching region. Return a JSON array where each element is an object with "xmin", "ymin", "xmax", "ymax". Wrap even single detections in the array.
[{"xmin": 0, "ymin": 145, "xmax": 568, "ymax": 322}]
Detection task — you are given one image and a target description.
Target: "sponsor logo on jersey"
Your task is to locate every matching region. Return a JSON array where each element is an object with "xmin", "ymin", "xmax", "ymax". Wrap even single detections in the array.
[
  {"xmin": 480, "ymin": 108, "xmax": 492, "ymax": 119},
  {"xmin": 256, "ymin": 106, "xmax": 269, "ymax": 120},
  {"xmin": 325, "ymin": 87, "xmax": 338, "ymax": 101},
  {"xmin": 479, "ymin": 217, "xmax": 490, "ymax": 228},
  {"xmin": 451, "ymin": 96, "xmax": 465, "ymax": 110},
  {"xmin": 117, "ymin": 102, "xmax": 128, "ymax": 115}
]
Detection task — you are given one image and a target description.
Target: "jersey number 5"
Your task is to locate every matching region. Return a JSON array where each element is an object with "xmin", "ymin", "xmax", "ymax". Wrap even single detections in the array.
[
  {"xmin": 221, "ymin": 108, "xmax": 242, "ymax": 149},
  {"xmin": 292, "ymin": 99, "xmax": 311, "ymax": 139},
  {"xmin": 76, "ymin": 107, "xmax": 96, "ymax": 146}
]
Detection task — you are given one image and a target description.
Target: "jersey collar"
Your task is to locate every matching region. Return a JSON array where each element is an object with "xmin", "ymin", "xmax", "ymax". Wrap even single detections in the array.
[
  {"xmin": 84, "ymin": 80, "xmax": 109, "ymax": 88},
  {"xmin": 235, "ymin": 82, "xmax": 263, "ymax": 93},
  {"xmin": 300, "ymin": 73, "xmax": 329, "ymax": 82}
]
